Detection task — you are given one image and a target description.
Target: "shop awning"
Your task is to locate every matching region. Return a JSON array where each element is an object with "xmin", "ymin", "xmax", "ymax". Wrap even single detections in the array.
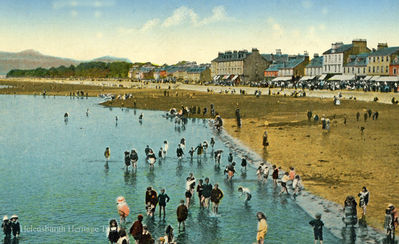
[
  {"xmin": 299, "ymin": 76, "xmax": 315, "ymax": 82},
  {"xmin": 328, "ymin": 75, "xmax": 355, "ymax": 81},
  {"xmin": 213, "ymin": 75, "xmax": 219, "ymax": 80},
  {"xmin": 370, "ymin": 76, "xmax": 380, "ymax": 81},
  {"xmin": 222, "ymin": 75, "xmax": 230, "ymax": 80},
  {"xmin": 376, "ymin": 76, "xmax": 399, "ymax": 82},
  {"xmin": 232, "ymin": 75, "xmax": 239, "ymax": 81},
  {"xmin": 272, "ymin": 76, "xmax": 292, "ymax": 82},
  {"xmin": 318, "ymin": 74, "xmax": 327, "ymax": 80},
  {"xmin": 363, "ymin": 76, "xmax": 372, "ymax": 81}
]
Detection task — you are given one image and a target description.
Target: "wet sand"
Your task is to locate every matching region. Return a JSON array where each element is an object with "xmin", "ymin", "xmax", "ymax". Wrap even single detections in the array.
[{"xmin": 1, "ymin": 78, "xmax": 398, "ymax": 233}]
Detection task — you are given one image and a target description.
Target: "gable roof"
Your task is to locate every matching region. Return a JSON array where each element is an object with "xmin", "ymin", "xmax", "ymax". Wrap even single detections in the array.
[
  {"xmin": 265, "ymin": 63, "xmax": 284, "ymax": 72},
  {"xmin": 369, "ymin": 46, "xmax": 399, "ymax": 57},
  {"xmin": 306, "ymin": 56, "xmax": 323, "ymax": 68},
  {"xmin": 323, "ymin": 44, "xmax": 353, "ymax": 55},
  {"xmin": 345, "ymin": 53, "xmax": 369, "ymax": 67},
  {"xmin": 280, "ymin": 56, "xmax": 306, "ymax": 69}
]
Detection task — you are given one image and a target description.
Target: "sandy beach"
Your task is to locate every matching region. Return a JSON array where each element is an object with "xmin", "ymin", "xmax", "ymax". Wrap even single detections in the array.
[{"xmin": 1, "ymin": 78, "xmax": 398, "ymax": 233}]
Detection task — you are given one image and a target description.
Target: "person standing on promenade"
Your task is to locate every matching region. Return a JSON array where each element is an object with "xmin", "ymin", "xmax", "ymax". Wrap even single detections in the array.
[
  {"xmin": 356, "ymin": 112, "xmax": 360, "ymax": 121},
  {"xmin": 145, "ymin": 187, "xmax": 158, "ymax": 217},
  {"xmin": 158, "ymin": 189, "xmax": 170, "ymax": 219},
  {"xmin": 176, "ymin": 200, "xmax": 188, "ymax": 231},
  {"xmin": 309, "ymin": 213, "xmax": 324, "ymax": 244},
  {"xmin": 104, "ymin": 147, "xmax": 111, "ymax": 162},
  {"xmin": 202, "ymin": 178, "xmax": 212, "ymax": 209},
  {"xmin": 210, "ymin": 184, "xmax": 224, "ymax": 214},
  {"xmin": 129, "ymin": 215, "xmax": 143, "ymax": 244},
  {"xmin": 358, "ymin": 186, "xmax": 369, "ymax": 216},
  {"xmin": 256, "ymin": 212, "xmax": 268, "ymax": 244}
]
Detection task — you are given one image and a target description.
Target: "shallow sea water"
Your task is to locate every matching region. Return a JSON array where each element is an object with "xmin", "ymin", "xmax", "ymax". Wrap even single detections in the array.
[{"xmin": 0, "ymin": 95, "xmax": 340, "ymax": 243}]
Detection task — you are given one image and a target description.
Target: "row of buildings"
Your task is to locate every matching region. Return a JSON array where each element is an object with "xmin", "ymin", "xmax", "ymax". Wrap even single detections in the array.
[
  {"xmin": 210, "ymin": 39, "xmax": 399, "ymax": 84},
  {"xmin": 128, "ymin": 62, "xmax": 211, "ymax": 83}
]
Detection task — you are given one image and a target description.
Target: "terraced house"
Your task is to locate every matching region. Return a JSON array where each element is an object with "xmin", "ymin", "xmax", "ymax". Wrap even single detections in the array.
[
  {"xmin": 322, "ymin": 39, "xmax": 370, "ymax": 75},
  {"xmin": 278, "ymin": 54, "xmax": 309, "ymax": 78},
  {"xmin": 343, "ymin": 53, "xmax": 369, "ymax": 76},
  {"xmin": 305, "ymin": 54, "xmax": 323, "ymax": 76},
  {"xmin": 390, "ymin": 55, "xmax": 399, "ymax": 76},
  {"xmin": 211, "ymin": 48, "xmax": 270, "ymax": 83},
  {"xmin": 367, "ymin": 44, "xmax": 399, "ymax": 76}
]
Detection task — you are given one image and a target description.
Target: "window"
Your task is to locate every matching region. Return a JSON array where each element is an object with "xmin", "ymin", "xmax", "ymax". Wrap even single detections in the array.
[
  {"xmin": 377, "ymin": 66, "xmax": 379, "ymax": 72},
  {"xmin": 377, "ymin": 57, "xmax": 380, "ymax": 62},
  {"xmin": 357, "ymin": 68, "xmax": 360, "ymax": 73},
  {"xmin": 352, "ymin": 67, "xmax": 354, "ymax": 72},
  {"xmin": 363, "ymin": 68, "xmax": 365, "ymax": 73},
  {"xmin": 394, "ymin": 68, "xmax": 397, "ymax": 75},
  {"xmin": 373, "ymin": 67, "xmax": 375, "ymax": 73},
  {"xmin": 386, "ymin": 66, "xmax": 389, "ymax": 73},
  {"xmin": 368, "ymin": 67, "xmax": 371, "ymax": 73},
  {"xmin": 381, "ymin": 66, "xmax": 384, "ymax": 73},
  {"xmin": 373, "ymin": 57, "xmax": 376, "ymax": 62}
]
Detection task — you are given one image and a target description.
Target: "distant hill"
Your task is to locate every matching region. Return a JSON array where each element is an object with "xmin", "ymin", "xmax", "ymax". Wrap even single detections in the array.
[
  {"xmin": 0, "ymin": 49, "xmax": 80, "ymax": 75},
  {"xmin": 0, "ymin": 50, "xmax": 132, "ymax": 75},
  {"xmin": 91, "ymin": 56, "xmax": 131, "ymax": 63}
]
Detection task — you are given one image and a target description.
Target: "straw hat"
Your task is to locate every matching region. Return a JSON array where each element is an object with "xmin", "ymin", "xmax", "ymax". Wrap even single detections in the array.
[
  {"xmin": 11, "ymin": 215, "xmax": 18, "ymax": 220},
  {"xmin": 3, "ymin": 215, "xmax": 8, "ymax": 221},
  {"xmin": 116, "ymin": 196, "xmax": 126, "ymax": 203}
]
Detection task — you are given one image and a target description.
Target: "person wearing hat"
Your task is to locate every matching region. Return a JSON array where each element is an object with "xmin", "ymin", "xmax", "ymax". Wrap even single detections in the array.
[
  {"xmin": 309, "ymin": 213, "xmax": 324, "ymax": 244},
  {"xmin": 116, "ymin": 196, "xmax": 130, "ymax": 224},
  {"xmin": 176, "ymin": 200, "xmax": 188, "ymax": 231},
  {"xmin": 1, "ymin": 216, "xmax": 11, "ymax": 239},
  {"xmin": 10, "ymin": 215, "xmax": 20, "ymax": 238}
]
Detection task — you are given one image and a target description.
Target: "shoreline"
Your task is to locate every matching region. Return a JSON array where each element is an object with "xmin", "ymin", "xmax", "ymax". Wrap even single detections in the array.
[
  {"xmin": 210, "ymin": 120, "xmax": 385, "ymax": 242},
  {"xmin": 1, "ymin": 78, "xmax": 398, "ymax": 234}
]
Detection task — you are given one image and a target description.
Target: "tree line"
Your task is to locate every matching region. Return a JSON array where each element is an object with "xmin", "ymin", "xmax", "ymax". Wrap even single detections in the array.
[{"xmin": 7, "ymin": 62, "xmax": 133, "ymax": 78}]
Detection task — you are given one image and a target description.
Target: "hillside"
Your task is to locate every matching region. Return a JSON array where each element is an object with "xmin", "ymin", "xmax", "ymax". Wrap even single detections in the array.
[
  {"xmin": 0, "ymin": 49, "xmax": 80, "ymax": 75},
  {"xmin": 0, "ymin": 50, "xmax": 132, "ymax": 75}
]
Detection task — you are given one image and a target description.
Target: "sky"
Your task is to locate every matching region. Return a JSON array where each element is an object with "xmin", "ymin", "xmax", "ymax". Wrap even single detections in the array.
[{"xmin": 0, "ymin": 0, "xmax": 398, "ymax": 64}]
